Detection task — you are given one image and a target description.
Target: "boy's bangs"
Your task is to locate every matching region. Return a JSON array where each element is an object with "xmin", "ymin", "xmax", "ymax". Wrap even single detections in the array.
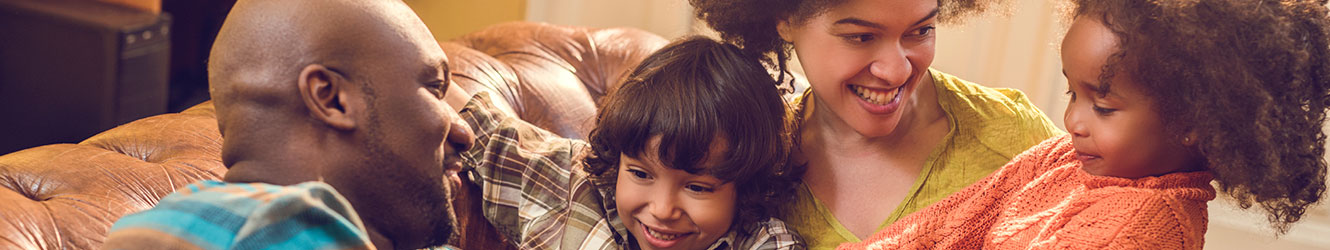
[
  {"xmin": 601, "ymin": 81, "xmax": 783, "ymax": 182},
  {"xmin": 599, "ymin": 72, "xmax": 723, "ymax": 176},
  {"xmin": 593, "ymin": 36, "xmax": 789, "ymax": 183}
]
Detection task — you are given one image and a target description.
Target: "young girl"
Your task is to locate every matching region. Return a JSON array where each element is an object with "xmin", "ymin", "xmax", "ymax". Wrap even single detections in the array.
[
  {"xmin": 838, "ymin": 0, "xmax": 1330, "ymax": 248},
  {"xmin": 455, "ymin": 36, "xmax": 806, "ymax": 249}
]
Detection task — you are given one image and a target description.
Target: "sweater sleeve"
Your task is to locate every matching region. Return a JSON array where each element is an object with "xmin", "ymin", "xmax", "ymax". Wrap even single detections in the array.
[
  {"xmin": 838, "ymin": 136, "xmax": 1077, "ymax": 250},
  {"xmin": 840, "ymin": 136, "xmax": 1074, "ymax": 249},
  {"xmin": 1034, "ymin": 194, "xmax": 1202, "ymax": 250}
]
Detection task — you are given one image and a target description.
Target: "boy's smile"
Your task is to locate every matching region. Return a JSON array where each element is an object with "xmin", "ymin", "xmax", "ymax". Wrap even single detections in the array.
[
  {"xmin": 640, "ymin": 221, "xmax": 693, "ymax": 247},
  {"xmin": 616, "ymin": 136, "xmax": 736, "ymax": 250}
]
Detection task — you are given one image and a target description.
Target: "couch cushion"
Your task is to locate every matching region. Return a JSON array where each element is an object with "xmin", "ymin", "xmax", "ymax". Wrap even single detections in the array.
[{"xmin": 0, "ymin": 102, "xmax": 223, "ymax": 249}]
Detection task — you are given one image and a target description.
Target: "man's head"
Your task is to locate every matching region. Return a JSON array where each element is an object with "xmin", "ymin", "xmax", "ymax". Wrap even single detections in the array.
[{"xmin": 208, "ymin": 0, "xmax": 472, "ymax": 248}]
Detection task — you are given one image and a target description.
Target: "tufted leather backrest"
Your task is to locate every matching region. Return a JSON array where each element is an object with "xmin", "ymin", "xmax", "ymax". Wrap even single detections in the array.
[
  {"xmin": 0, "ymin": 104, "xmax": 224, "ymax": 250},
  {"xmin": 0, "ymin": 21, "xmax": 667, "ymax": 249},
  {"xmin": 447, "ymin": 22, "xmax": 668, "ymax": 140}
]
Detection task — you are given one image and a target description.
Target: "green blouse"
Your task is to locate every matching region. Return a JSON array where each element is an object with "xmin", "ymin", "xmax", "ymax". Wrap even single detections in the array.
[{"xmin": 782, "ymin": 69, "xmax": 1064, "ymax": 250}]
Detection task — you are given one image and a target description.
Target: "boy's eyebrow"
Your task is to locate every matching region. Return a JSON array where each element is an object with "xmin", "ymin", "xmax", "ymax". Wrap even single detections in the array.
[
  {"xmin": 619, "ymin": 155, "xmax": 638, "ymax": 164},
  {"xmin": 620, "ymin": 154, "xmax": 654, "ymax": 167}
]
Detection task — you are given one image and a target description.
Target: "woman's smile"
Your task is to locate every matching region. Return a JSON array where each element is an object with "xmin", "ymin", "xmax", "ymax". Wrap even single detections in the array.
[{"xmin": 849, "ymin": 84, "xmax": 905, "ymax": 114}]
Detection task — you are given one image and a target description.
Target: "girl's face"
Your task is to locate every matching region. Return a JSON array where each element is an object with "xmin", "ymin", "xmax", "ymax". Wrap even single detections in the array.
[
  {"xmin": 616, "ymin": 136, "xmax": 736, "ymax": 250},
  {"xmin": 1060, "ymin": 16, "xmax": 1198, "ymax": 178},
  {"xmin": 778, "ymin": 0, "xmax": 938, "ymax": 137}
]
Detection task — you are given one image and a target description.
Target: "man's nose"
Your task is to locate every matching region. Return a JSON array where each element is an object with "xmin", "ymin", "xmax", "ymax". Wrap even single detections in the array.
[{"xmin": 446, "ymin": 119, "xmax": 474, "ymax": 152}]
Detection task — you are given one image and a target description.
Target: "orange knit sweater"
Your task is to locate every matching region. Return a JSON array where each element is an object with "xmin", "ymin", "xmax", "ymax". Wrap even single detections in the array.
[{"xmin": 839, "ymin": 135, "xmax": 1216, "ymax": 250}]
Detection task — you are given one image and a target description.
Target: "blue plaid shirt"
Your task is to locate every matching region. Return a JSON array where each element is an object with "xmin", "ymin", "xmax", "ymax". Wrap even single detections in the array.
[{"xmin": 105, "ymin": 180, "xmax": 422, "ymax": 250}]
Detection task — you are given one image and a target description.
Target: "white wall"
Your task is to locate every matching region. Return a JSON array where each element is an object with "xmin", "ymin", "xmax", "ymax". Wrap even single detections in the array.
[
  {"xmin": 525, "ymin": 0, "xmax": 695, "ymax": 39},
  {"xmin": 405, "ymin": 0, "xmax": 527, "ymax": 41}
]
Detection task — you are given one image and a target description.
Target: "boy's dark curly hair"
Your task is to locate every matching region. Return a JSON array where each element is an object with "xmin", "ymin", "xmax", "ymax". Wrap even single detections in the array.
[
  {"xmin": 1070, "ymin": 0, "xmax": 1330, "ymax": 234},
  {"xmin": 583, "ymin": 36, "xmax": 802, "ymax": 236},
  {"xmin": 689, "ymin": 0, "xmax": 1006, "ymax": 84}
]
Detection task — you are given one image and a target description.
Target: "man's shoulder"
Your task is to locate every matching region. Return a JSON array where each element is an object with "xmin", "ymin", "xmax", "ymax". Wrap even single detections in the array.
[
  {"xmin": 105, "ymin": 180, "xmax": 374, "ymax": 250},
  {"xmin": 122, "ymin": 181, "xmax": 354, "ymax": 223}
]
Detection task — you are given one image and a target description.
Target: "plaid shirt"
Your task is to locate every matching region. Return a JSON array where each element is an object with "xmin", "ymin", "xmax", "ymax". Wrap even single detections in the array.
[{"xmin": 458, "ymin": 92, "xmax": 805, "ymax": 250}]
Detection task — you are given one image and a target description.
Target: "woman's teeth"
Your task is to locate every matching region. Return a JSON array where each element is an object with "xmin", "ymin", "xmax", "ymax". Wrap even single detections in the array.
[
  {"xmin": 851, "ymin": 85, "xmax": 899, "ymax": 105},
  {"xmin": 647, "ymin": 227, "xmax": 683, "ymax": 241}
]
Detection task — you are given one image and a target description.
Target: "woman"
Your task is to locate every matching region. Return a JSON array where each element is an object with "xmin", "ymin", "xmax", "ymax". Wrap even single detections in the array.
[{"xmin": 690, "ymin": 0, "xmax": 1063, "ymax": 248}]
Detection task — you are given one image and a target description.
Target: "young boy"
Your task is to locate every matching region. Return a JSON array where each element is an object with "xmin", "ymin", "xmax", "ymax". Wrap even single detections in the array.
[{"xmin": 454, "ymin": 37, "xmax": 806, "ymax": 249}]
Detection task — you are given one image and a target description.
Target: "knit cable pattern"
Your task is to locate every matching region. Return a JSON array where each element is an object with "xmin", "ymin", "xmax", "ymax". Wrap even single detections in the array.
[{"xmin": 839, "ymin": 135, "xmax": 1216, "ymax": 250}]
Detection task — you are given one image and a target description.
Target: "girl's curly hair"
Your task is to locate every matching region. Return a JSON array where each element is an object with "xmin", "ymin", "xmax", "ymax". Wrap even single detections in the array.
[
  {"xmin": 583, "ymin": 36, "xmax": 802, "ymax": 237},
  {"xmin": 689, "ymin": 0, "xmax": 1006, "ymax": 84},
  {"xmin": 1070, "ymin": 0, "xmax": 1330, "ymax": 234}
]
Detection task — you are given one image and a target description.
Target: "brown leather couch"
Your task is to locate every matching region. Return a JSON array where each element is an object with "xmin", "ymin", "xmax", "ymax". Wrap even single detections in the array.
[{"xmin": 0, "ymin": 21, "xmax": 667, "ymax": 249}]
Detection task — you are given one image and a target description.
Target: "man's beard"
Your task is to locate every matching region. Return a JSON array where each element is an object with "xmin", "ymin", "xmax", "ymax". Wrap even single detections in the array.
[{"xmin": 362, "ymin": 116, "xmax": 457, "ymax": 248}]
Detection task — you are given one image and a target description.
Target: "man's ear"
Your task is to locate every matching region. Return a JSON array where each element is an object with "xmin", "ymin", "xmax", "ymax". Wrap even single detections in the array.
[{"xmin": 297, "ymin": 64, "xmax": 356, "ymax": 130}]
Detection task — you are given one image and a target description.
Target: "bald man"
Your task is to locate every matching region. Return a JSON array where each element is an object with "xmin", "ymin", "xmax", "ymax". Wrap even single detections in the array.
[{"xmin": 103, "ymin": 0, "xmax": 473, "ymax": 249}]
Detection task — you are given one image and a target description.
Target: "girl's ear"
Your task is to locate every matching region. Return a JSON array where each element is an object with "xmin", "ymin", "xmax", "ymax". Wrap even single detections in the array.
[
  {"xmin": 777, "ymin": 19, "xmax": 796, "ymax": 43},
  {"xmin": 1181, "ymin": 130, "xmax": 1199, "ymax": 146}
]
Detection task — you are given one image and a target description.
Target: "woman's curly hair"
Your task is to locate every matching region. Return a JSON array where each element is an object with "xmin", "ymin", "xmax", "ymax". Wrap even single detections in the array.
[
  {"xmin": 1070, "ymin": 0, "xmax": 1330, "ymax": 234},
  {"xmin": 689, "ymin": 0, "xmax": 1006, "ymax": 83},
  {"xmin": 583, "ymin": 36, "xmax": 802, "ymax": 237}
]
